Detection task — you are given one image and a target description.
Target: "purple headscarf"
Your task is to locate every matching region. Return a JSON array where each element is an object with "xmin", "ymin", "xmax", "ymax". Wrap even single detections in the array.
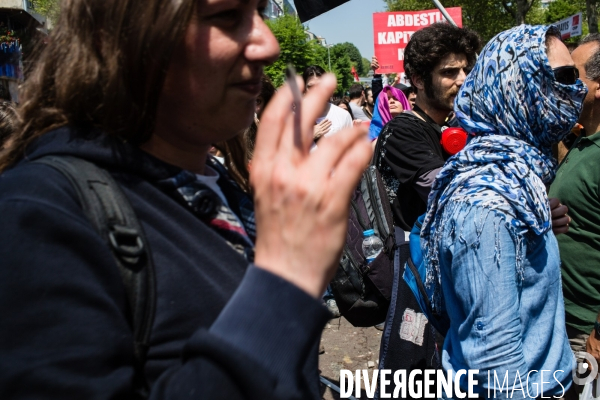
[{"xmin": 368, "ymin": 85, "xmax": 412, "ymax": 141}]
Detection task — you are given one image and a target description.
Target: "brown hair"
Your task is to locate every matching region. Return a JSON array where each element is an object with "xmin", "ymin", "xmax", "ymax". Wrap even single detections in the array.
[
  {"xmin": 214, "ymin": 134, "xmax": 251, "ymax": 193},
  {"xmin": 0, "ymin": 101, "xmax": 17, "ymax": 149},
  {"xmin": 0, "ymin": 0, "xmax": 195, "ymax": 172}
]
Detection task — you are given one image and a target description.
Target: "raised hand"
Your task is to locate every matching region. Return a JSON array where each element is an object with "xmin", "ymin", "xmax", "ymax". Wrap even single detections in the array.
[{"xmin": 371, "ymin": 56, "xmax": 379, "ymax": 72}]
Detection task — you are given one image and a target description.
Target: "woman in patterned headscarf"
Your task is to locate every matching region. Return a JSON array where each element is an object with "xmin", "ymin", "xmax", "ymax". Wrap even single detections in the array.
[{"xmin": 421, "ymin": 25, "xmax": 586, "ymax": 397}]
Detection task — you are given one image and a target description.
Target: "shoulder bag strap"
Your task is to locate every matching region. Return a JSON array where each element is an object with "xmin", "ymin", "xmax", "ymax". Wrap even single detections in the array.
[{"xmin": 35, "ymin": 155, "xmax": 155, "ymax": 399}]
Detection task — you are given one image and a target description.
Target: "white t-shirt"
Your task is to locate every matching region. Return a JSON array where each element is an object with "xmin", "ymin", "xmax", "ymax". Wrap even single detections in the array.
[
  {"xmin": 316, "ymin": 103, "xmax": 352, "ymax": 137},
  {"xmin": 349, "ymin": 102, "xmax": 370, "ymax": 121}
]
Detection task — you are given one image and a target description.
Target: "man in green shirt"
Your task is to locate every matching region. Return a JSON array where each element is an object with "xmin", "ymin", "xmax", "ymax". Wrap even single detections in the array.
[{"xmin": 549, "ymin": 33, "xmax": 600, "ymax": 397}]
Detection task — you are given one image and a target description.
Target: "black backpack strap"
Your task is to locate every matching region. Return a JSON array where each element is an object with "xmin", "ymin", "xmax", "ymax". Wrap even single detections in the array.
[{"xmin": 34, "ymin": 155, "xmax": 155, "ymax": 399}]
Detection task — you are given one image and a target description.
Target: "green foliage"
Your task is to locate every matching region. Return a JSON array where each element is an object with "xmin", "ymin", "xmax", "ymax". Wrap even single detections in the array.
[
  {"xmin": 265, "ymin": 15, "xmax": 319, "ymax": 87},
  {"xmin": 362, "ymin": 58, "xmax": 371, "ymax": 77},
  {"xmin": 329, "ymin": 43, "xmax": 355, "ymax": 95},
  {"xmin": 335, "ymin": 42, "xmax": 366, "ymax": 75},
  {"xmin": 32, "ymin": 0, "xmax": 60, "ymax": 22},
  {"xmin": 265, "ymin": 15, "xmax": 360, "ymax": 95},
  {"xmin": 525, "ymin": 0, "xmax": 546, "ymax": 26},
  {"xmin": 0, "ymin": 23, "xmax": 18, "ymax": 43},
  {"xmin": 546, "ymin": 0, "xmax": 580, "ymax": 23}
]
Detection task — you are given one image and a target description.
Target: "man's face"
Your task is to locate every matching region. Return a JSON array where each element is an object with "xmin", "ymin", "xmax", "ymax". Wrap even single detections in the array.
[
  {"xmin": 571, "ymin": 42, "xmax": 600, "ymax": 127},
  {"xmin": 366, "ymin": 90, "xmax": 373, "ymax": 106},
  {"xmin": 305, "ymin": 75, "xmax": 321, "ymax": 92},
  {"xmin": 407, "ymin": 92, "xmax": 416, "ymax": 108},
  {"xmin": 420, "ymin": 53, "xmax": 468, "ymax": 113}
]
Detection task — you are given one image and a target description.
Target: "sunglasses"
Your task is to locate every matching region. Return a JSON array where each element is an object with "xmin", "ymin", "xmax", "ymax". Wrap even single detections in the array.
[{"xmin": 553, "ymin": 66, "xmax": 579, "ymax": 85}]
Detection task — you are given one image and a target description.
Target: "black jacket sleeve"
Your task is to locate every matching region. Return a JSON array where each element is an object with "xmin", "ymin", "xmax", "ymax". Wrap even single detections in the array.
[
  {"xmin": 372, "ymin": 74, "xmax": 383, "ymax": 100},
  {"xmin": 0, "ymin": 163, "xmax": 329, "ymax": 400}
]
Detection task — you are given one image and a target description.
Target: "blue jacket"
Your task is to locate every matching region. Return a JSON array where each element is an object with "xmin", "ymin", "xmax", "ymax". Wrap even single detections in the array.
[
  {"xmin": 437, "ymin": 199, "xmax": 574, "ymax": 399},
  {"xmin": 0, "ymin": 127, "xmax": 329, "ymax": 399}
]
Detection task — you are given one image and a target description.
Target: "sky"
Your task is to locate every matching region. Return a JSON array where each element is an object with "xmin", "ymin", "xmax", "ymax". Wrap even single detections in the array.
[{"xmin": 302, "ymin": 0, "xmax": 388, "ymax": 61}]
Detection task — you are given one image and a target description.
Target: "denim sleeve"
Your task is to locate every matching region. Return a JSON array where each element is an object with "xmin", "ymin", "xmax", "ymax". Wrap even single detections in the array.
[{"xmin": 440, "ymin": 205, "xmax": 533, "ymax": 399}]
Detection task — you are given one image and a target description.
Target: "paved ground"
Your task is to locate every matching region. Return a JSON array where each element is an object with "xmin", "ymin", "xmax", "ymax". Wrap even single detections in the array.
[{"xmin": 319, "ymin": 316, "xmax": 383, "ymax": 400}]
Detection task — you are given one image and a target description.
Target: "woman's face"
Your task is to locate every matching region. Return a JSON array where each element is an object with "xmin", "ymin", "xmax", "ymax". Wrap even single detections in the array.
[
  {"xmin": 155, "ymin": 0, "xmax": 279, "ymax": 148},
  {"xmin": 305, "ymin": 75, "xmax": 321, "ymax": 93},
  {"xmin": 387, "ymin": 91, "xmax": 403, "ymax": 116}
]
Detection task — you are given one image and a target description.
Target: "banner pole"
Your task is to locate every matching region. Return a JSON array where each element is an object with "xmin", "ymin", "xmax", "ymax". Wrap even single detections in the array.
[{"xmin": 431, "ymin": 0, "xmax": 458, "ymax": 26}]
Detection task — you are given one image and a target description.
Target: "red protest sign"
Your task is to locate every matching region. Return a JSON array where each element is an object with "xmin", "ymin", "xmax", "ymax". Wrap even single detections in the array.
[{"xmin": 373, "ymin": 8, "xmax": 463, "ymax": 79}]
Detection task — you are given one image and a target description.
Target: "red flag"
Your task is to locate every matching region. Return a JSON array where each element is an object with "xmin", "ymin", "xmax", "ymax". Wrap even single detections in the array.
[{"xmin": 351, "ymin": 65, "xmax": 359, "ymax": 82}]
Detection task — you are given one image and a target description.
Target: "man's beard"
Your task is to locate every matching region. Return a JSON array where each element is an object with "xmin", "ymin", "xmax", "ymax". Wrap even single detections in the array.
[{"xmin": 428, "ymin": 83, "xmax": 458, "ymax": 113}]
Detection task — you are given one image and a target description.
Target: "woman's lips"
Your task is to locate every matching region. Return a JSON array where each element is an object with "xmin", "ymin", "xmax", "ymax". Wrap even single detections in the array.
[{"xmin": 233, "ymin": 80, "xmax": 262, "ymax": 96}]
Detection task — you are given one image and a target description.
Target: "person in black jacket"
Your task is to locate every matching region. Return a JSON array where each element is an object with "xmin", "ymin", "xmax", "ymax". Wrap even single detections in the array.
[
  {"xmin": 374, "ymin": 23, "xmax": 481, "ymax": 231},
  {"xmin": 0, "ymin": 0, "xmax": 372, "ymax": 399}
]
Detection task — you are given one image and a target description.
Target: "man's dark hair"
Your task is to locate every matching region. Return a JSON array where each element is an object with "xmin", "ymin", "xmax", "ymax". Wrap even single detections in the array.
[
  {"xmin": 348, "ymin": 83, "xmax": 364, "ymax": 100},
  {"xmin": 401, "ymin": 85, "xmax": 416, "ymax": 97},
  {"xmin": 566, "ymin": 42, "xmax": 579, "ymax": 53},
  {"xmin": 404, "ymin": 23, "xmax": 480, "ymax": 98},
  {"xmin": 302, "ymin": 65, "xmax": 326, "ymax": 85},
  {"xmin": 333, "ymin": 97, "xmax": 355, "ymax": 120},
  {"xmin": 579, "ymin": 33, "xmax": 600, "ymax": 80}
]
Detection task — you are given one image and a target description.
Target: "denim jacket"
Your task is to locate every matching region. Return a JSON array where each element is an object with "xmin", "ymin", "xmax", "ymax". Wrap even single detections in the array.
[{"xmin": 437, "ymin": 198, "xmax": 574, "ymax": 399}]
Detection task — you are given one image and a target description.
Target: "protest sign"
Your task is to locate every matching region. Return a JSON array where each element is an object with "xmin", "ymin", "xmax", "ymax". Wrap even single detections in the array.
[
  {"xmin": 553, "ymin": 13, "xmax": 583, "ymax": 40},
  {"xmin": 372, "ymin": 8, "xmax": 462, "ymax": 81}
]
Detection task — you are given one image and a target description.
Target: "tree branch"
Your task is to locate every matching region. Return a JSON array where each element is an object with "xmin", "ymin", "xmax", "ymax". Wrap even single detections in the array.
[
  {"xmin": 523, "ymin": 0, "xmax": 535, "ymax": 14},
  {"xmin": 501, "ymin": 0, "xmax": 516, "ymax": 18}
]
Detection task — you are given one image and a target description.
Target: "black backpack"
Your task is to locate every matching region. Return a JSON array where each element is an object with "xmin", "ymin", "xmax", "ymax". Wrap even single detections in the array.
[
  {"xmin": 34, "ymin": 156, "xmax": 154, "ymax": 400},
  {"xmin": 329, "ymin": 152, "xmax": 409, "ymax": 327}
]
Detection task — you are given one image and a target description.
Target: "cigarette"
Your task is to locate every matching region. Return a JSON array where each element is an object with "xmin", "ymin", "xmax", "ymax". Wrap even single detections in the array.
[{"xmin": 285, "ymin": 64, "xmax": 302, "ymax": 149}]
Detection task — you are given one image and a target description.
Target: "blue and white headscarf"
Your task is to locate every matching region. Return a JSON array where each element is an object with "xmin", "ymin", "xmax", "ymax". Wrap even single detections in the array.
[{"xmin": 421, "ymin": 25, "xmax": 587, "ymax": 304}]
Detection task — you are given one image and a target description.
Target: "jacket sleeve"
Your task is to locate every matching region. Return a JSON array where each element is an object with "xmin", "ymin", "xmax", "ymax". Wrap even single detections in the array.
[
  {"xmin": 0, "ymin": 164, "xmax": 329, "ymax": 400},
  {"xmin": 372, "ymin": 74, "xmax": 383, "ymax": 100}
]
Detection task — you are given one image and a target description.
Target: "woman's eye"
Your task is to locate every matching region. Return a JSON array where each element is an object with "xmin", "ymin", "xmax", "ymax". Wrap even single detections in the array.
[
  {"xmin": 257, "ymin": 6, "xmax": 267, "ymax": 20},
  {"xmin": 211, "ymin": 9, "xmax": 242, "ymax": 26}
]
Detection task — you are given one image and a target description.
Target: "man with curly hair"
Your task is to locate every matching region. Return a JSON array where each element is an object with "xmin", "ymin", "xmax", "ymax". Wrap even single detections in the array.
[{"xmin": 375, "ymin": 23, "xmax": 480, "ymax": 231}]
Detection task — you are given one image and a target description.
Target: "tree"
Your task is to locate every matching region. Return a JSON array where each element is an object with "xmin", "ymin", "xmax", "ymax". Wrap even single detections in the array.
[
  {"xmin": 265, "ymin": 15, "xmax": 320, "ymax": 88},
  {"xmin": 329, "ymin": 44, "xmax": 354, "ymax": 95},
  {"xmin": 335, "ymin": 42, "xmax": 367, "ymax": 76},
  {"xmin": 362, "ymin": 58, "xmax": 371, "ymax": 77},
  {"xmin": 32, "ymin": 0, "xmax": 60, "ymax": 22},
  {"xmin": 587, "ymin": 0, "xmax": 599, "ymax": 33},
  {"xmin": 265, "ymin": 16, "xmax": 355, "ymax": 95},
  {"xmin": 546, "ymin": 0, "xmax": 579, "ymax": 23},
  {"xmin": 501, "ymin": 0, "xmax": 535, "ymax": 26}
]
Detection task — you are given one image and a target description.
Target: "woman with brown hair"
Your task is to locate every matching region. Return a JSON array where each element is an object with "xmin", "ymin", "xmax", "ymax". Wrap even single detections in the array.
[{"xmin": 0, "ymin": 0, "xmax": 371, "ymax": 399}]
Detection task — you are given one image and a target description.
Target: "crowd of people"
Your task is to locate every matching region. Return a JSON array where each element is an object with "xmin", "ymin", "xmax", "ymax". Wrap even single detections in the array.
[{"xmin": 0, "ymin": 0, "xmax": 598, "ymax": 399}]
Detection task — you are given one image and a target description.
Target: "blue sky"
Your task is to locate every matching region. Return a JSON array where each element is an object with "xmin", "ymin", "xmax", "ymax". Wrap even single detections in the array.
[{"xmin": 302, "ymin": 0, "xmax": 388, "ymax": 61}]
